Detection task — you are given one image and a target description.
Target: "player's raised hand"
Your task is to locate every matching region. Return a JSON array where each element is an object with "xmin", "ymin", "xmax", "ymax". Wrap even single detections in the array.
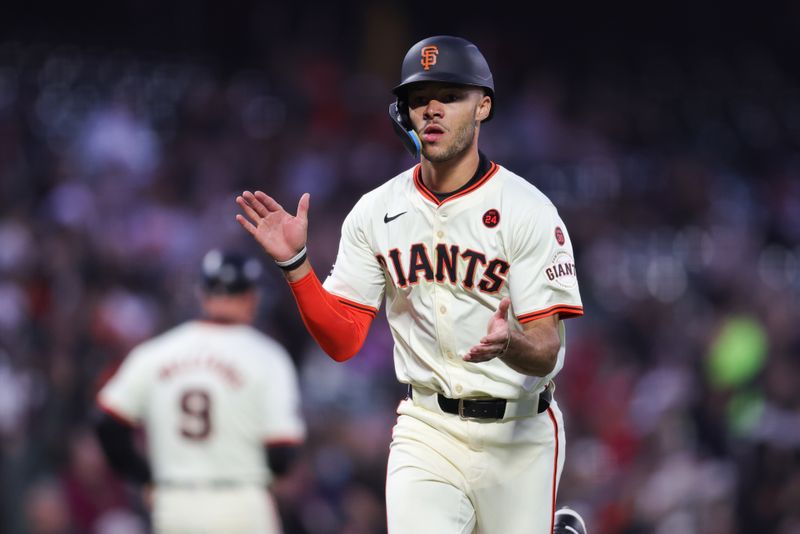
[
  {"xmin": 464, "ymin": 297, "xmax": 512, "ymax": 363},
  {"xmin": 236, "ymin": 191, "xmax": 310, "ymax": 262}
]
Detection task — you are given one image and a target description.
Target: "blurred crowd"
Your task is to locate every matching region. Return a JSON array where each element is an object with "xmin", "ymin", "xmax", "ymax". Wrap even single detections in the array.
[{"xmin": 1, "ymin": 21, "xmax": 800, "ymax": 534}]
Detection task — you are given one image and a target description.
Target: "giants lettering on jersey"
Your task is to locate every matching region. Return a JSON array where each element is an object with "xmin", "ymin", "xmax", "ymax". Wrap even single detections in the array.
[
  {"xmin": 376, "ymin": 243, "xmax": 509, "ymax": 294},
  {"xmin": 545, "ymin": 251, "xmax": 578, "ymax": 288},
  {"xmin": 545, "ymin": 262, "xmax": 575, "ymax": 280}
]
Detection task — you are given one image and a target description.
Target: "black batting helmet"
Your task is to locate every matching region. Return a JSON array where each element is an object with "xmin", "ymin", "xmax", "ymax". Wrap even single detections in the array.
[
  {"xmin": 393, "ymin": 35, "xmax": 495, "ymax": 112},
  {"xmin": 389, "ymin": 35, "xmax": 494, "ymax": 157},
  {"xmin": 201, "ymin": 249, "xmax": 263, "ymax": 295}
]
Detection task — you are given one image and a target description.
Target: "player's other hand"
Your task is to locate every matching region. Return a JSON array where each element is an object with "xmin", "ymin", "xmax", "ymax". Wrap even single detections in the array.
[
  {"xmin": 236, "ymin": 191, "xmax": 310, "ymax": 262},
  {"xmin": 464, "ymin": 297, "xmax": 511, "ymax": 363}
]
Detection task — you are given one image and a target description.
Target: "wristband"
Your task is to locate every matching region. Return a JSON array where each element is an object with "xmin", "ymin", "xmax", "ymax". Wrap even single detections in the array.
[{"xmin": 276, "ymin": 246, "xmax": 307, "ymax": 271}]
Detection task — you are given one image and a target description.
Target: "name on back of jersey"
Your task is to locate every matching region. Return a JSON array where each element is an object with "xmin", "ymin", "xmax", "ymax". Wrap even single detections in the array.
[{"xmin": 158, "ymin": 354, "xmax": 244, "ymax": 388}]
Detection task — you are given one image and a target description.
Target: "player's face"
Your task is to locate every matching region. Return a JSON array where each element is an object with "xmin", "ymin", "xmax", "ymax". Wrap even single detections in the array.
[{"xmin": 407, "ymin": 83, "xmax": 491, "ymax": 163}]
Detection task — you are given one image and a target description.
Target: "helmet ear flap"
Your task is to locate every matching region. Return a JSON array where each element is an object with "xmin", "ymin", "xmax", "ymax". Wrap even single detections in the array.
[{"xmin": 388, "ymin": 100, "xmax": 421, "ymax": 158}]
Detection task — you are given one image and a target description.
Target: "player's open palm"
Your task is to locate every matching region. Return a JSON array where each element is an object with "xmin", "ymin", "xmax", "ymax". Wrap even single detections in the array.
[
  {"xmin": 465, "ymin": 297, "xmax": 511, "ymax": 363},
  {"xmin": 236, "ymin": 191, "xmax": 309, "ymax": 262}
]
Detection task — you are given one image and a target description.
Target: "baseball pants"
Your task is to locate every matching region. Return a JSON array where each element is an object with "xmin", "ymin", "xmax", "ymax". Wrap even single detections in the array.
[
  {"xmin": 152, "ymin": 484, "xmax": 281, "ymax": 534},
  {"xmin": 386, "ymin": 390, "xmax": 565, "ymax": 534}
]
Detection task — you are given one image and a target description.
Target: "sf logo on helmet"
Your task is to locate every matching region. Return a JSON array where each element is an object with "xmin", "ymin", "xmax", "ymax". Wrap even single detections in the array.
[{"xmin": 420, "ymin": 45, "xmax": 439, "ymax": 70}]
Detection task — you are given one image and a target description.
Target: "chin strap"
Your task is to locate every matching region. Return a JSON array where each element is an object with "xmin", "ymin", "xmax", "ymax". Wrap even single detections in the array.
[{"xmin": 388, "ymin": 102, "xmax": 421, "ymax": 159}]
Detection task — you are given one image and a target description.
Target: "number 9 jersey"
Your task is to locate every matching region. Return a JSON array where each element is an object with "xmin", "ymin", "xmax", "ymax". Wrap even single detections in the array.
[{"xmin": 97, "ymin": 321, "xmax": 306, "ymax": 486}]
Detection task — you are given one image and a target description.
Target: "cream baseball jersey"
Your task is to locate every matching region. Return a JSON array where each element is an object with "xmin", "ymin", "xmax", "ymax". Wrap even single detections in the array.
[
  {"xmin": 97, "ymin": 321, "xmax": 305, "ymax": 485},
  {"xmin": 323, "ymin": 160, "xmax": 583, "ymax": 400}
]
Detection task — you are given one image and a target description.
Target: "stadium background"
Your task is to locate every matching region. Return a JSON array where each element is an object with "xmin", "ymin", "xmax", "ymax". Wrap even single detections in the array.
[{"xmin": 1, "ymin": 1, "xmax": 799, "ymax": 532}]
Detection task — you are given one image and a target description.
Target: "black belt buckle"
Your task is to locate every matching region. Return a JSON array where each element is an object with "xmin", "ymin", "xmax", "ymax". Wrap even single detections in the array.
[{"xmin": 456, "ymin": 398, "xmax": 506, "ymax": 419}]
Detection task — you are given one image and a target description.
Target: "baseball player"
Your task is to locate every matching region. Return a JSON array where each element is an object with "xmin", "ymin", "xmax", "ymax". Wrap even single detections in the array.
[
  {"xmin": 236, "ymin": 36, "xmax": 586, "ymax": 534},
  {"xmin": 94, "ymin": 249, "xmax": 306, "ymax": 534}
]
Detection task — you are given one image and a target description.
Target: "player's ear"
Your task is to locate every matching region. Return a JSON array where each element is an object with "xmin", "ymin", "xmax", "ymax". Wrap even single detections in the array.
[{"xmin": 476, "ymin": 94, "xmax": 492, "ymax": 122}]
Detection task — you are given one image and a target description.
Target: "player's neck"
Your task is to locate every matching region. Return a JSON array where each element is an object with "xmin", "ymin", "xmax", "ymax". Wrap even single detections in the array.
[
  {"xmin": 420, "ymin": 148, "xmax": 480, "ymax": 193},
  {"xmin": 201, "ymin": 296, "xmax": 257, "ymax": 325}
]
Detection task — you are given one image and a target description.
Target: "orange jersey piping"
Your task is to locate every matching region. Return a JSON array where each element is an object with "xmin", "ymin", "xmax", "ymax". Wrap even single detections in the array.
[
  {"xmin": 517, "ymin": 304, "xmax": 584, "ymax": 324},
  {"xmin": 337, "ymin": 296, "xmax": 378, "ymax": 318},
  {"xmin": 413, "ymin": 161, "xmax": 499, "ymax": 206},
  {"xmin": 547, "ymin": 407, "xmax": 559, "ymax": 533}
]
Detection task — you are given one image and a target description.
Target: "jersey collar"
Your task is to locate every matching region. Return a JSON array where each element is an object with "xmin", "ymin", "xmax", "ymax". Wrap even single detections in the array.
[{"xmin": 413, "ymin": 152, "xmax": 499, "ymax": 207}]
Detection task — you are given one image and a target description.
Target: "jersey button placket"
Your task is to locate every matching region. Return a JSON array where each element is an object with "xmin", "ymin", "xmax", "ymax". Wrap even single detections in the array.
[
  {"xmin": 432, "ymin": 215, "xmax": 455, "ymax": 375},
  {"xmin": 434, "ymin": 219, "xmax": 447, "ymax": 318}
]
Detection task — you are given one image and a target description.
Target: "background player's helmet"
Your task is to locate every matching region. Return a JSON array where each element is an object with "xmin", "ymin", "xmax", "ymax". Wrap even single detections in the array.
[
  {"xmin": 201, "ymin": 249, "xmax": 263, "ymax": 295},
  {"xmin": 389, "ymin": 35, "xmax": 495, "ymax": 158}
]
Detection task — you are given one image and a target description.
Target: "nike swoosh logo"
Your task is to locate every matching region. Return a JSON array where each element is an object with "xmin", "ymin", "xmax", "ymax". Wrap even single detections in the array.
[{"xmin": 384, "ymin": 211, "xmax": 407, "ymax": 223}]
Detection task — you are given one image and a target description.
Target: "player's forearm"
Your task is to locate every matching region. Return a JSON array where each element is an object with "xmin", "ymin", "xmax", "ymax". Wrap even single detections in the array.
[
  {"xmin": 500, "ymin": 328, "xmax": 560, "ymax": 376},
  {"xmin": 287, "ymin": 268, "xmax": 375, "ymax": 362},
  {"xmin": 94, "ymin": 412, "xmax": 153, "ymax": 485},
  {"xmin": 265, "ymin": 444, "xmax": 301, "ymax": 477}
]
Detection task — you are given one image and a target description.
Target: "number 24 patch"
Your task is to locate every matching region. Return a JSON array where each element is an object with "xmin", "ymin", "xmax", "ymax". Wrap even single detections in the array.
[{"xmin": 483, "ymin": 209, "xmax": 500, "ymax": 228}]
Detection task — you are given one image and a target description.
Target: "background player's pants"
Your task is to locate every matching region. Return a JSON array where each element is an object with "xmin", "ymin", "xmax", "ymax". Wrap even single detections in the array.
[
  {"xmin": 152, "ymin": 484, "xmax": 281, "ymax": 534},
  {"xmin": 386, "ymin": 391, "xmax": 566, "ymax": 534}
]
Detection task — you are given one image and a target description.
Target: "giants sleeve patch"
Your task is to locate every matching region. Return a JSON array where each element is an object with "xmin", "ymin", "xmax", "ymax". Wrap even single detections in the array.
[{"xmin": 544, "ymin": 251, "xmax": 577, "ymax": 288}]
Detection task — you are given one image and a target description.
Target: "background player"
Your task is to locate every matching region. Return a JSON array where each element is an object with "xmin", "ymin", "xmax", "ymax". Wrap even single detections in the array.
[
  {"xmin": 236, "ymin": 36, "xmax": 585, "ymax": 533},
  {"xmin": 94, "ymin": 248, "xmax": 306, "ymax": 534}
]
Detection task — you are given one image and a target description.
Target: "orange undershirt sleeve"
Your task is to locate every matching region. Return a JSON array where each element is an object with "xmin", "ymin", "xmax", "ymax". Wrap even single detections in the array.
[{"xmin": 287, "ymin": 270, "xmax": 377, "ymax": 362}]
